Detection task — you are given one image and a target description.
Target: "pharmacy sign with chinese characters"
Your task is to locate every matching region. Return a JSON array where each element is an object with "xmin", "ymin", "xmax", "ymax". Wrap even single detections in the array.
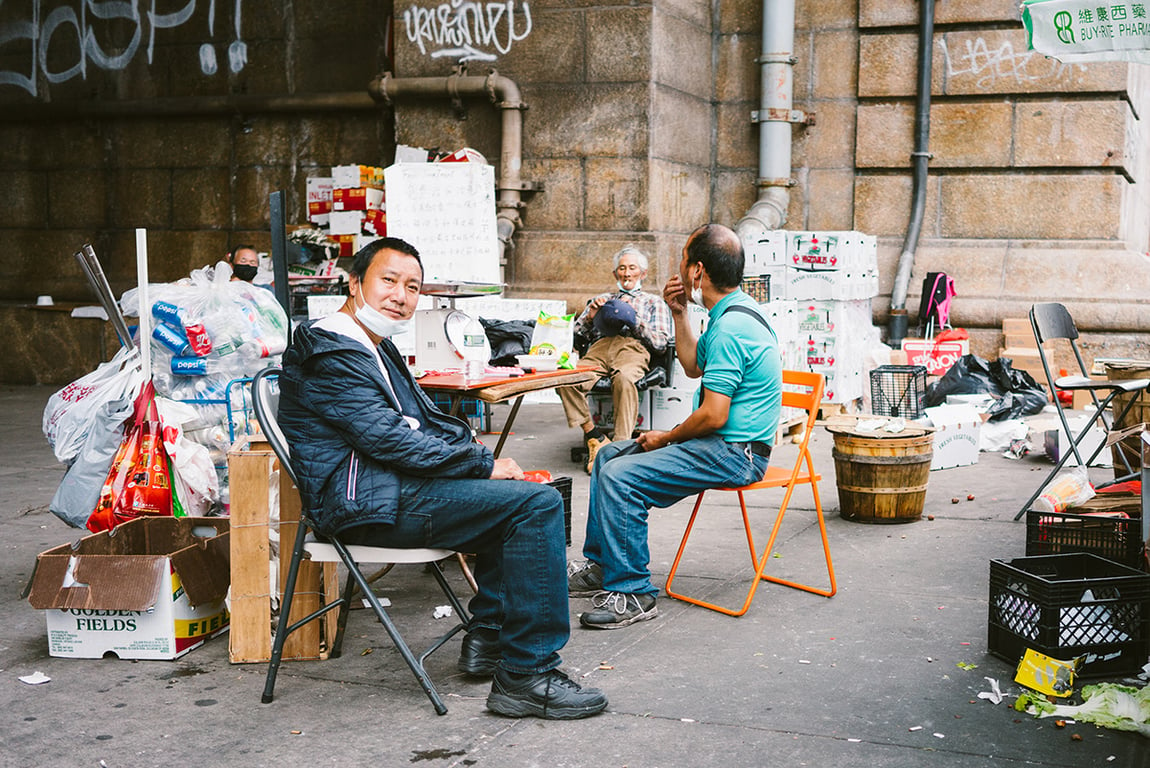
[{"xmin": 1022, "ymin": 0, "xmax": 1150, "ymax": 62}]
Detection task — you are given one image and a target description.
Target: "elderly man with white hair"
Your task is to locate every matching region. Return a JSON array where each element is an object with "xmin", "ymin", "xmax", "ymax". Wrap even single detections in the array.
[{"xmin": 558, "ymin": 245, "xmax": 673, "ymax": 473}]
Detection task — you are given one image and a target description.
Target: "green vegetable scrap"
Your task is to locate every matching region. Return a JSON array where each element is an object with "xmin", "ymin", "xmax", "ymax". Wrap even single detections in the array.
[{"xmin": 1016, "ymin": 683, "xmax": 1150, "ymax": 737}]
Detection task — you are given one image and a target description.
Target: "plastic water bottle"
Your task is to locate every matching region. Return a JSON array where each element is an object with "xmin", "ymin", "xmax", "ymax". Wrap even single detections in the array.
[{"xmin": 461, "ymin": 315, "xmax": 487, "ymax": 381}]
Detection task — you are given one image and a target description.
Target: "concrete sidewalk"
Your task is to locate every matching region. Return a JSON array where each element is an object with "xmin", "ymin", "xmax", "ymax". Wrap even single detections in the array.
[{"xmin": 1, "ymin": 383, "xmax": 1146, "ymax": 768}]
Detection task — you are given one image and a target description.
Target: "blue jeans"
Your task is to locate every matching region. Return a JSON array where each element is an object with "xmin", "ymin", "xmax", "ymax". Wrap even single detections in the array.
[
  {"xmin": 341, "ymin": 478, "xmax": 568, "ymax": 675},
  {"xmin": 584, "ymin": 436, "xmax": 770, "ymax": 596}
]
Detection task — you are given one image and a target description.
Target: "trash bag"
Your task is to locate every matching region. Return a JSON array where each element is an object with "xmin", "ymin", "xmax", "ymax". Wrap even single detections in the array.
[
  {"xmin": 481, "ymin": 318, "xmax": 535, "ymax": 367},
  {"xmin": 924, "ymin": 354, "xmax": 1048, "ymax": 421}
]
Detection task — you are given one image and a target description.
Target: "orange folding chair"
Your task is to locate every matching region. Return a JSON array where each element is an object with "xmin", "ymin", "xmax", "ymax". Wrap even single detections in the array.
[{"xmin": 664, "ymin": 369, "xmax": 836, "ymax": 616}]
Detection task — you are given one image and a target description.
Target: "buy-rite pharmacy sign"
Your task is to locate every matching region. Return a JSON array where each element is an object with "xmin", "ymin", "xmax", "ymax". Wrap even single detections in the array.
[{"xmin": 1022, "ymin": 0, "xmax": 1150, "ymax": 62}]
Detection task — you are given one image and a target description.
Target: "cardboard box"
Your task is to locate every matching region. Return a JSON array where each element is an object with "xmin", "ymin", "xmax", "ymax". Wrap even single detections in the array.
[
  {"xmin": 306, "ymin": 177, "xmax": 333, "ymax": 225},
  {"xmin": 332, "ymin": 186, "xmax": 384, "ymax": 212},
  {"xmin": 901, "ymin": 338, "xmax": 970, "ymax": 376},
  {"xmin": 588, "ymin": 390, "xmax": 650, "ymax": 433},
  {"xmin": 924, "ymin": 405, "xmax": 981, "ymax": 470},
  {"xmin": 648, "ymin": 385, "xmax": 699, "ymax": 431},
  {"xmin": 24, "ymin": 517, "xmax": 230, "ymax": 660}
]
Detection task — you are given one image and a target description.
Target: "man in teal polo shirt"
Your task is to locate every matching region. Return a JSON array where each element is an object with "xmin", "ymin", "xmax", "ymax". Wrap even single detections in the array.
[{"xmin": 568, "ymin": 223, "xmax": 783, "ymax": 628}]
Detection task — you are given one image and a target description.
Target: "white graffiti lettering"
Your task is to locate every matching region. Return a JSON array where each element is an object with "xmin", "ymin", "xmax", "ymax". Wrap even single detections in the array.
[
  {"xmin": 403, "ymin": 0, "xmax": 532, "ymax": 62},
  {"xmin": 0, "ymin": 0, "xmax": 246, "ymax": 97},
  {"xmin": 937, "ymin": 36, "xmax": 1075, "ymax": 90}
]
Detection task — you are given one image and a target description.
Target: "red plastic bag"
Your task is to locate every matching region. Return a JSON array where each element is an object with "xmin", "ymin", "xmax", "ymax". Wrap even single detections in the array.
[{"xmin": 87, "ymin": 380, "xmax": 174, "ymax": 533}]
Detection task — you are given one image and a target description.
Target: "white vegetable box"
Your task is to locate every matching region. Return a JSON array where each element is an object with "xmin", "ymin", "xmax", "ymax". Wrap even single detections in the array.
[{"xmin": 24, "ymin": 517, "xmax": 230, "ymax": 660}]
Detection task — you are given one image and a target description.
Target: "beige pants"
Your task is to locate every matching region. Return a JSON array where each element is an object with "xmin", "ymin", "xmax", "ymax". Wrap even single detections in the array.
[{"xmin": 558, "ymin": 336, "xmax": 651, "ymax": 440}]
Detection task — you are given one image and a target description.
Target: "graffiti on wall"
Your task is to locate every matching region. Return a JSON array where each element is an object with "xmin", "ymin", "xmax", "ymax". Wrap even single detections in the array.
[
  {"xmin": 0, "ymin": 0, "xmax": 246, "ymax": 97},
  {"xmin": 937, "ymin": 36, "xmax": 1074, "ymax": 90},
  {"xmin": 403, "ymin": 0, "xmax": 532, "ymax": 62}
]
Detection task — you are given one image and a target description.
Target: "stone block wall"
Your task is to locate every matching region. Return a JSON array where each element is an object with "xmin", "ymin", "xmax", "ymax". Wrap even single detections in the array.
[{"xmin": 854, "ymin": 0, "xmax": 1150, "ymax": 364}]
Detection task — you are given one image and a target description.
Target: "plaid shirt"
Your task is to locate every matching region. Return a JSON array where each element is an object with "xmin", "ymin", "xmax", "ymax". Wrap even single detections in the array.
[{"xmin": 574, "ymin": 288, "xmax": 672, "ymax": 353}]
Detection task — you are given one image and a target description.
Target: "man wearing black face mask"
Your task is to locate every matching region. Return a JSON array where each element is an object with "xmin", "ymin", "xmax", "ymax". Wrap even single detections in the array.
[{"xmin": 228, "ymin": 244, "xmax": 260, "ymax": 282}]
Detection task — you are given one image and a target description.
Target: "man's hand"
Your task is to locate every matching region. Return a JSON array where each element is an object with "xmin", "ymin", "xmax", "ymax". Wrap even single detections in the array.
[
  {"xmin": 664, "ymin": 275, "xmax": 688, "ymax": 315},
  {"xmin": 586, "ymin": 295, "xmax": 608, "ymax": 317},
  {"xmin": 636, "ymin": 430, "xmax": 672, "ymax": 452},
  {"xmin": 490, "ymin": 457, "xmax": 526, "ymax": 480}
]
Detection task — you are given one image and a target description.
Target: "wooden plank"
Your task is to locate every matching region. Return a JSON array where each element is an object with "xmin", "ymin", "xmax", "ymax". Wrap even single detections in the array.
[
  {"xmin": 227, "ymin": 449, "xmax": 273, "ymax": 664},
  {"xmin": 278, "ymin": 465, "xmax": 326, "ymax": 661},
  {"xmin": 472, "ymin": 370, "xmax": 600, "ymax": 404}
]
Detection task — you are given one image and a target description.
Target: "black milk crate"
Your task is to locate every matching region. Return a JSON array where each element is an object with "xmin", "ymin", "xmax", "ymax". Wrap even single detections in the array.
[
  {"xmin": 987, "ymin": 553, "xmax": 1150, "ymax": 677},
  {"xmin": 869, "ymin": 365, "xmax": 928, "ymax": 419},
  {"xmin": 546, "ymin": 476, "xmax": 573, "ymax": 546},
  {"xmin": 741, "ymin": 274, "xmax": 771, "ymax": 304},
  {"xmin": 1026, "ymin": 509, "xmax": 1145, "ymax": 570}
]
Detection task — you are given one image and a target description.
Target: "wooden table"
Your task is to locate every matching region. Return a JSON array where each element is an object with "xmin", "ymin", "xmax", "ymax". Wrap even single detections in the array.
[{"xmin": 418, "ymin": 366, "xmax": 600, "ymax": 457}]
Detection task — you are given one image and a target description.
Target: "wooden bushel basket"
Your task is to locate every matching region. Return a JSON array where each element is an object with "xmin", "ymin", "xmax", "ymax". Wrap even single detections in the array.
[{"xmin": 830, "ymin": 427, "xmax": 934, "ymax": 524}]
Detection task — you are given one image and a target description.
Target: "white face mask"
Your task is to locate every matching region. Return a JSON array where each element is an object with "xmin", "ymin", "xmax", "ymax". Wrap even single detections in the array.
[
  {"xmin": 689, "ymin": 274, "xmax": 704, "ymax": 307},
  {"xmin": 354, "ymin": 291, "xmax": 412, "ymax": 338},
  {"xmin": 617, "ymin": 281, "xmax": 641, "ymax": 294}
]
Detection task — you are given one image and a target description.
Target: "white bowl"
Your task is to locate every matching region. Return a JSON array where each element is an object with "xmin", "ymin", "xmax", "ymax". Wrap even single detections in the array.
[{"xmin": 516, "ymin": 354, "xmax": 559, "ymax": 372}]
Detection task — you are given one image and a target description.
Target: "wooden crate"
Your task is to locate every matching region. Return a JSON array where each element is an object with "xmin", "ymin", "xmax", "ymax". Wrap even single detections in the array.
[{"xmin": 227, "ymin": 440, "xmax": 339, "ymax": 664}]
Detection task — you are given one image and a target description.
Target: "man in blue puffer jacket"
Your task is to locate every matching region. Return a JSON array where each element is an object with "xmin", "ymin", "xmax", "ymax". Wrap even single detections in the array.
[{"xmin": 278, "ymin": 237, "xmax": 607, "ymax": 720}]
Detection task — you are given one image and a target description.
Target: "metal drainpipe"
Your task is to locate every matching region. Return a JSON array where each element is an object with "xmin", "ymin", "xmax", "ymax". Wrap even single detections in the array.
[
  {"xmin": 887, "ymin": 0, "xmax": 936, "ymax": 347},
  {"xmin": 736, "ymin": 0, "xmax": 802, "ymax": 241},
  {"xmin": 369, "ymin": 67, "xmax": 534, "ymax": 268}
]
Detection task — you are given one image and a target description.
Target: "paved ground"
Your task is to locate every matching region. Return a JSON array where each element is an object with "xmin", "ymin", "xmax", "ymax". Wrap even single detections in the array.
[{"xmin": 1, "ymin": 383, "xmax": 1147, "ymax": 768}]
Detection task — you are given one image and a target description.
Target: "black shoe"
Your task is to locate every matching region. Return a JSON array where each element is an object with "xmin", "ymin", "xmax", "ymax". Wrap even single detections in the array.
[
  {"xmin": 579, "ymin": 591, "xmax": 658, "ymax": 630},
  {"xmin": 487, "ymin": 668, "xmax": 608, "ymax": 720},
  {"xmin": 457, "ymin": 627, "xmax": 501, "ymax": 677},
  {"xmin": 567, "ymin": 559, "xmax": 604, "ymax": 597}
]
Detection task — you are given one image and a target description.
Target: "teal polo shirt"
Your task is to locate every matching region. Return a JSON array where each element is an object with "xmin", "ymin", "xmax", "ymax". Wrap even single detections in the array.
[{"xmin": 694, "ymin": 290, "xmax": 783, "ymax": 445}]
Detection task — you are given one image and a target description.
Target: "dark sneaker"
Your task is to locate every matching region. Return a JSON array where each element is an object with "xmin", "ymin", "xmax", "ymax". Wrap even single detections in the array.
[
  {"xmin": 585, "ymin": 435, "xmax": 611, "ymax": 474},
  {"xmin": 579, "ymin": 591, "xmax": 658, "ymax": 630},
  {"xmin": 567, "ymin": 560, "xmax": 604, "ymax": 597},
  {"xmin": 457, "ymin": 627, "xmax": 500, "ymax": 677},
  {"xmin": 487, "ymin": 668, "xmax": 608, "ymax": 720}
]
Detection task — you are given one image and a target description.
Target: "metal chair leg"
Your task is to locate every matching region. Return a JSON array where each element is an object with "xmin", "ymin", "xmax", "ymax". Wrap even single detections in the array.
[{"xmin": 262, "ymin": 520, "xmax": 310, "ymax": 704}]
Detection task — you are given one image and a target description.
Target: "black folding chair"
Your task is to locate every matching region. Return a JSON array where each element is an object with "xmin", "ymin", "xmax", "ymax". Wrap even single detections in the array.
[
  {"xmin": 251, "ymin": 367, "xmax": 470, "ymax": 715},
  {"xmin": 1013, "ymin": 303, "xmax": 1150, "ymax": 520}
]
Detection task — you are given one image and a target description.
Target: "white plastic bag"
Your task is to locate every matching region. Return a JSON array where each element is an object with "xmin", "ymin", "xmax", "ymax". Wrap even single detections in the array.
[
  {"xmin": 1034, "ymin": 465, "xmax": 1095, "ymax": 514},
  {"xmin": 155, "ymin": 398, "xmax": 221, "ymax": 516},
  {"xmin": 49, "ymin": 390, "xmax": 136, "ymax": 527},
  {"xmin": 529, "ymin": 311, "xmax": 576, "ymax": 368},
  {"xmin": 42, "ymin": 346, "xmax": 144, "ymax": 464}
]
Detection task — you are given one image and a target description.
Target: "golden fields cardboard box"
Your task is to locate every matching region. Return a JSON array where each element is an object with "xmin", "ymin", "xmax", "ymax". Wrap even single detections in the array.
[{"xmin": 24, "ymin": 517, "xmax": 230, "ymax": 660}]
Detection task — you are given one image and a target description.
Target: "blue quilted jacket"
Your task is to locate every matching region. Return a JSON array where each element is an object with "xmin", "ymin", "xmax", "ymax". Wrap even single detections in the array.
[{"xmin": 278, "ymin": 321, "xmax": 494, "ymax": 536}]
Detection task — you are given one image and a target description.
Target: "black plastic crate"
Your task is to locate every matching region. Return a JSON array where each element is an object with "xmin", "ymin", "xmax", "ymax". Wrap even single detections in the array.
[
  {"xmin": 870, "ymin": 365, "xmax": 928, "ymax": 418},
  {"xmin": 546, "ymin": 476, "xmax": 573, "ymax": 546},
  {"xmin": 741, "ymin": 274, "xmax": 771, "ymax": 304},
  {"xmin": 1026, "ymin": 509, "xmax": 1145, "ymax": 570},
  {"xmin": 987, "ymin": 553, "xmax": 1150, "ymax": 677}
]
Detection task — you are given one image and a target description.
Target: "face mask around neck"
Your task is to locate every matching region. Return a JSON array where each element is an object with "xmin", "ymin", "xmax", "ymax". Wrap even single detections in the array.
[
  {"xmin": 354, "ymin": 291, "xmax": 412, "ymax": 338},
  {"xmin": 617, "ymin": 281, "xmax": 642, "ymax": 294}
]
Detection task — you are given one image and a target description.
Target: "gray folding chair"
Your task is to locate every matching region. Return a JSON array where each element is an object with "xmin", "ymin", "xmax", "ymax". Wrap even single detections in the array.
[
  {"xmin": 251, "ymin": 367, "xmax": 470, "ymax": 715},
  {"xmin": 1013, "ymin": 303, "xmax": 1150, "ymax": 520}
]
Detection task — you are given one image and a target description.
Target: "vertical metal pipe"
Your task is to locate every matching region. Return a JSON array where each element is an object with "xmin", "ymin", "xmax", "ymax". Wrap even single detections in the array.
[
  {"xmin": 736, "ymin": 0, "xmax": 797, "ymax": 241},
  {"xmin": 887, "ymin": 0, "xmax": 936, "ymax": 346}
]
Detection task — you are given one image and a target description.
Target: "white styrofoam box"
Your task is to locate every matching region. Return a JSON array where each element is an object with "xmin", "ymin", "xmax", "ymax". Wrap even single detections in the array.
[
  {"xmin": 811, "ymin": 366, "xmax": 863, "ymax": 404},
  {"xmin": 742, "ymin": 230, "xmax": 788, "ymax": 273},
  {"xmin": 803, "ymin": 333, "xmax": 839, "ymax": 371},
  {"xmin": 649, "ymin": 385, "xmax": 700, "ymax": 431},
  {"xmin": 328, "ymin": 210, "xmax": 366, "ymax": 236},
  {"xmin": 764, "ymin": 300, "xmax": 799, "ymax": 345},
  {"xmin": 788, "ymin": 231, "xmax": 844, "ymax": 271},
  {"xmin": 924, "ymin": 405, "xmax": 982, "ymax": 470},
  {"xmin": 588, "ymin": 389, "xmax": 651, "ymax": 434},
  {"xmin": 355, "ymin": 234, "xmax": 381, "ymax": 252},
  {"xmin": 786, "ymin": 266, "xmax": 838, "ymax": 300},
  {"xmin": 1042, "ymin": 416, "xmax": 1112, "ymax": 468}
]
